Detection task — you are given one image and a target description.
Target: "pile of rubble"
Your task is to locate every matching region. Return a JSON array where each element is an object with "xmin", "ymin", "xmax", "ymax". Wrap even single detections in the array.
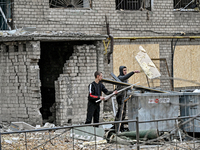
[
  {"xmin": 0, "ymin": 112, "xmax": 199, "ymax": 150},
  {"xmin": 0, "ymin": 27, "xmax": 102, "ymax": 37}
]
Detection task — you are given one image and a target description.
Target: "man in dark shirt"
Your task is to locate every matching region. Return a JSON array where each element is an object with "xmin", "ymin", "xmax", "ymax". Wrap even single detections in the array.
[
  {"xmin": 114, "ymin": 66, "xmax": 140, "ymax": 131},
  {"xmin": 85, "ymin": 71, "xmax": 118, "ymax": 125}
]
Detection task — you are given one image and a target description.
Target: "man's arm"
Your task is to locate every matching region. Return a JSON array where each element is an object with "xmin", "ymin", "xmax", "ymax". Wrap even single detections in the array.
[
  {"xmin": 102, "ymin": 84, "xmax": 118, "ymax": 95},
  {"xmin": 118, "ymin": 71, "xmax": 134, "ymax": 82},
  {"xmin": 88, "ymin": 83, "xmax": 100, "ymax": 101},
  {"xmin": 118, "ymin": 70, "xmax": 140, "ymax": 82}
]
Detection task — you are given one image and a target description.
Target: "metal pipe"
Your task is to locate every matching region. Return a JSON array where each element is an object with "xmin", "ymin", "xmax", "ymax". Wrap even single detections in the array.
[
  {"xmin": 193, "ymin": 119, "xmax": 195, "ymax": 149},
  {"xmin": 113, "ymin": 36, "xmax": 200, "ymax": 40},
  {"xmin": 136, "ymin": 117, "xmax": 140, "ymax": 150},
  {"xmin": 0, "ymin": 132, "xmax": 1, "ymax": 150},
  {"xmin": 25, "ymin": 132, "xmax": 27, "ymax": 150},
  {"xmin": 139, "ymin": 115, "xmax": 200, "ymax": 123},
  {"xmin": 94, "ymin": 127, "xmax": 96, "ymax": 150},
  {"xmin": 72, "ymin": 128, "xmax": 74, "ymax": 150},
  {"xmin": 176, "ymin": 119, "xmax": 182, "ymax": 143}
]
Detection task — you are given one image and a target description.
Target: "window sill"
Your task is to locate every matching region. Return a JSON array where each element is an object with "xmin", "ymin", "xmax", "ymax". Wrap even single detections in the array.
[
  {"xmin": 116, "ymin": 9, "xmax": 150, "ymax": 13},
  {"xmin": 173, "ymin": 9, "xmax": 199, "ymax": 12},
  {"xmin": 49, "ymin": 7, "xmax": 92, "ymax": 10}
]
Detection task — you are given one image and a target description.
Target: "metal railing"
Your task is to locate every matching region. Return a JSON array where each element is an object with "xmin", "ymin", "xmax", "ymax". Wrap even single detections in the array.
[
  {"xmin": 0, "ymin": 115, "xmax": 200, "ymax": 150},
  {"xmin": 0, "ymin": 119, "xmax": 138, "ymax": 150}
]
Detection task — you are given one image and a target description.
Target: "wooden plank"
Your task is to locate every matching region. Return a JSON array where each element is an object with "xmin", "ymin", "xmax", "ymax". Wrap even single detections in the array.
[
  {"xmin": 113, "ymin": 44, "xmax": 160, "ymax": 88},
  {"xmin": 101, "ymin": 78, "xmax": 167, "ymax": 93},
  {"xmin": 174, "ymin": 45, "xmax": 200, "ymax": 87}
]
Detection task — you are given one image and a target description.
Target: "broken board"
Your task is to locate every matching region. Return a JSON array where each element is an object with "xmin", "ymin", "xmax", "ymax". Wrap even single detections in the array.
[
  {"xmin": 135, "ymin": 46, "xmax": 161, "ymax": 79},
  {"xmin": 113, "ymin": 44, "xmax": 160, "ymax": 87},
  {"xmin": 101, "ymin": 78, "xmax": 167, "ymax": 93}
]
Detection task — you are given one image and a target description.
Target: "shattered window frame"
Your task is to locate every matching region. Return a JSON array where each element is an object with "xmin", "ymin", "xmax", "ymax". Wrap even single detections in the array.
[
  {"xmin": 0, "ymin": 0, "xmax": 12, "ymax": 30},
  {"xmin": 174, "ymin": 0, "xmax": 200, "ymax": 11},
  {"xmin": 116, "ymin": 0, "xmax": 151, "ymax": 11},
  {"xmin": 49, "ymin": 0, "xmax": 92, "ymax": 9}
]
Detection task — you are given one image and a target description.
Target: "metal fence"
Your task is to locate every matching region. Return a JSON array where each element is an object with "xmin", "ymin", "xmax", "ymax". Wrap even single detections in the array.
[{"xmin": 1, "ymin": 115, "xmax": 200, "ymax": 150}]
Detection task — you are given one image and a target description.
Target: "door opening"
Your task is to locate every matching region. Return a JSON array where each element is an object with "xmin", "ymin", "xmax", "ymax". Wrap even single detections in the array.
[
  {"xmin": 39, "ymin": 41, "xmax": 74, "ymax": 123},
  {"xmin": 39, "ymin": 41, "xmax": 93, "ymax": 124}
]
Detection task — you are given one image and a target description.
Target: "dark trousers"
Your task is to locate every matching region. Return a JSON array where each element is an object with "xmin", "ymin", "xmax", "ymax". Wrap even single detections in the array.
[
  {"xmin": 85, "ymin": 101, "xmax": 100, "ymax": 125},
  {"xmin": 115, "ymin": 95, "xmax": 127, "ymax": 130}
]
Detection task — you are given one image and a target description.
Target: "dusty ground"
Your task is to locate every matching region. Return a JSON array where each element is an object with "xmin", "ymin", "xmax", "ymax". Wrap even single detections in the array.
[
  {"xmin": 1, "ymin": 131, "xmax": 200, "ymax": 150},
  {"xmin": 0, "ymin": 112, "xmax": 199, "ymax": 149}
]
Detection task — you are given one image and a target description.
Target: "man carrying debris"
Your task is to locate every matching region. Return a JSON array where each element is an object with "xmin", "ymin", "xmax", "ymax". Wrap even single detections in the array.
[
  {"xmin": 85, "ymin": 71, "xmax": 118, "ymax": 125},
  {"xmin": 113, "ymin": 66, "xmax": 140, "ymax": 132}
]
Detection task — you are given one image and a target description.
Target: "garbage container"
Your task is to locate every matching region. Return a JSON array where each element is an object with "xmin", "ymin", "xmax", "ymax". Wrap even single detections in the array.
[
  {"xmin": 128, "ymin": 93, "xmax": 181, "ymax": 132},
  {"xmin": 179, "ymin": 92, "xmax": 200, "ymax": 133}
]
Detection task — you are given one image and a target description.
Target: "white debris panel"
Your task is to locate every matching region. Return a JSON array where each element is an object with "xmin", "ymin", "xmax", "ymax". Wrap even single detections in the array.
[{"xmin": 135, "ymin": 46, "xmax": 161, "ymax": 79}]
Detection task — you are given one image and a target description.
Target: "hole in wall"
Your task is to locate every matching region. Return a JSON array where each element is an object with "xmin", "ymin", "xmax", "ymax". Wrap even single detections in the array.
[
  {"xmin": 6, "ymin": 45, "xmax": 9, "ymax": 52},
  {"xmin": 23, "ymin": 44, "xmax": 26, "ymax": 52},
  {"xmin": 14, "ymin": 45, "xmax": 18, "ymax": 52},
  {"xmin": 39, "ymin": 41, "xmax": 93, "ymax": 124}
]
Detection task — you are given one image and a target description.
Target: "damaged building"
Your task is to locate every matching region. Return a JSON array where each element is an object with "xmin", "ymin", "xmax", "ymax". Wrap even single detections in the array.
[{"xmin": 0, "ymin": 0, "xmax": 200, "ymax": 126}]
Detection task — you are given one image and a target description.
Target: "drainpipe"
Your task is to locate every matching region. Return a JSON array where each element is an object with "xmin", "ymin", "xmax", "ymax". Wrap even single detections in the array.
[
  {"xmin": 105, "ymin": 15, "xmax": 114, "ymax": 64},
  {"xmin": 171, "ymin": 32, "xmax": 185, "ymax": 91}
]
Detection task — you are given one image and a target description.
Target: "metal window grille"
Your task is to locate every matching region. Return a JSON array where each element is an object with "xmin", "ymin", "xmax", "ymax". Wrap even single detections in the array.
[
  {"xmin": 0, "ymin": 0, "xmax": 12, "ymax": 30},
  {"xmin": 174, "ymin": 0, "xmax": 198, "ymax": 9},
  {"xmin": 116, "ymin": 0, "xmax": 151, "ymax": 11},
  {"xmin": 49, "ymin": 0, "xmax": 92, "ymax": 9}
]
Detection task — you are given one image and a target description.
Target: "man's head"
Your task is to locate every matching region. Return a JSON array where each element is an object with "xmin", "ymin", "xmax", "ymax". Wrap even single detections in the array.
[
  {"xmin": 119, "ymin": 66, "xmax": 127, "ymax": 76},
  {"xmin": 122, "ymin": 67, "xmax": 127, "ymax": 75},
  {"xmin": 94, "ymin": 71, "xmax": 103, "ymax": 81}
]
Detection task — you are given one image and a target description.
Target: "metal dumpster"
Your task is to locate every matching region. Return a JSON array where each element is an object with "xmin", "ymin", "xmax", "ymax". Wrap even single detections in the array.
[
  {"xmin": 179, "ymin": 92, "xmax": 200, "ymax": 133},
  {"xmin": 128, "ymin": 93, "xmax": 181, "ymax": 132}
]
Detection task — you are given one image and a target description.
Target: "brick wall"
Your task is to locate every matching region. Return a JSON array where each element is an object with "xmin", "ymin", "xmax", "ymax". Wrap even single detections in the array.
[
  {"xmin": 12, "ymin": 0, "xmax": 200, "ymax": 36},
  {"xmin": 0, "ymin": 41, "xmax": 42, "ymax": 125},
  {"xmin": 55, "ymin": 42, "xmax": 105, "ymax": 125},
  {"xmin": 11, "ymin": 0, "xmax": 200, "ymax": 84}
]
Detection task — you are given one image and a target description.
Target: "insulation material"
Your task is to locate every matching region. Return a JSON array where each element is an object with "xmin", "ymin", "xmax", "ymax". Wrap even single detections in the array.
[
  {"xmin": 135, "ymin": 46, "xmax": 161, "ymax": 79},
  {"xmin": 113, "ymin": 44, "xmax": 160, "ymax": 87},
  {"xmin": 174, "ymin": 45, "xmax": 200, "ymax": 87}
]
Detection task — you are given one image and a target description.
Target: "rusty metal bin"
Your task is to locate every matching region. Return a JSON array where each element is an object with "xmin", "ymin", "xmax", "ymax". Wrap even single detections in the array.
[
  {"xmin": 128, "ymin": 93, "xmax": 181, "ymax": 132},
  {"xmin": 179, "ymin": 92, "xmax": 200, "ymax": 133}
]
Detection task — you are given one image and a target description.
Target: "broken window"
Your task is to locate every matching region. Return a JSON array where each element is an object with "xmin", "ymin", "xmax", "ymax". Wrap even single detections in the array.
[
  {"xmin": 49, "ymin": 0, "xmax": 92, "ymax": 9},
  {"xmin": 174, "ymin": 0, "xmax": 200, "ymax": 11},
  {"xmin": 116, "ymin": 0, "xmax": 151, "ymax": 11},
  {"xmin": 0, "ymin": 0, "xmax": 12, "ymax": 30}
]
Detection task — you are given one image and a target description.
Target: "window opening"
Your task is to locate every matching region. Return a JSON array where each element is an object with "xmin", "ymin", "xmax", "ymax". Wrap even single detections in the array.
[
  {"xmin": 49, "ymin": 0, "xmax": 92, "ymax": 9},
  {"xmin": 0, "ymin": 0, "xmax": 12, "ymax": 30},
  {"xmin": 116, "ymin": 0, "xmax": 151, "ymax": 11},
  {"xmin": 174, "ymin": 0, "xmax": 200, "ymax": 11}
]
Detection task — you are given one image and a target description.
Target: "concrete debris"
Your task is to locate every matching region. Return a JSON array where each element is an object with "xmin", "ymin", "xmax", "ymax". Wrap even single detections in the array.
[
  {"xmin": 71, "ymin": 126, "xmax": 104, "ymax": 141},
  {"xmin": 43, "ymin": 122, "xmax": 55, "ymax": 128},
  {"xmin": 83, "ymin": 140, "xmax": 107, "ymax": 146},
  {"xmin": 100, "ymin": 124, "xmax": 113, "ymax": 130},
  {"xmin": 1, "ymin": 122, "xmax": 200, "ymax": 149},
  {"xmin": 4, "ymin": 140, "xmax": 12, "ymax": 144},
  {"xmin": 8, "ymin": 122, "xmax": 57, "ymax": 132},
  {"xmin": 193, "ymin": 89, "xmax": 200, "ymax": 93},
  {"xmin": 9, "ymin": 122, "xmax": 36, "ymax": 131},
  {"xmin": 0, "ymin": 27, "xmax": 101, "ymax": 37}
]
